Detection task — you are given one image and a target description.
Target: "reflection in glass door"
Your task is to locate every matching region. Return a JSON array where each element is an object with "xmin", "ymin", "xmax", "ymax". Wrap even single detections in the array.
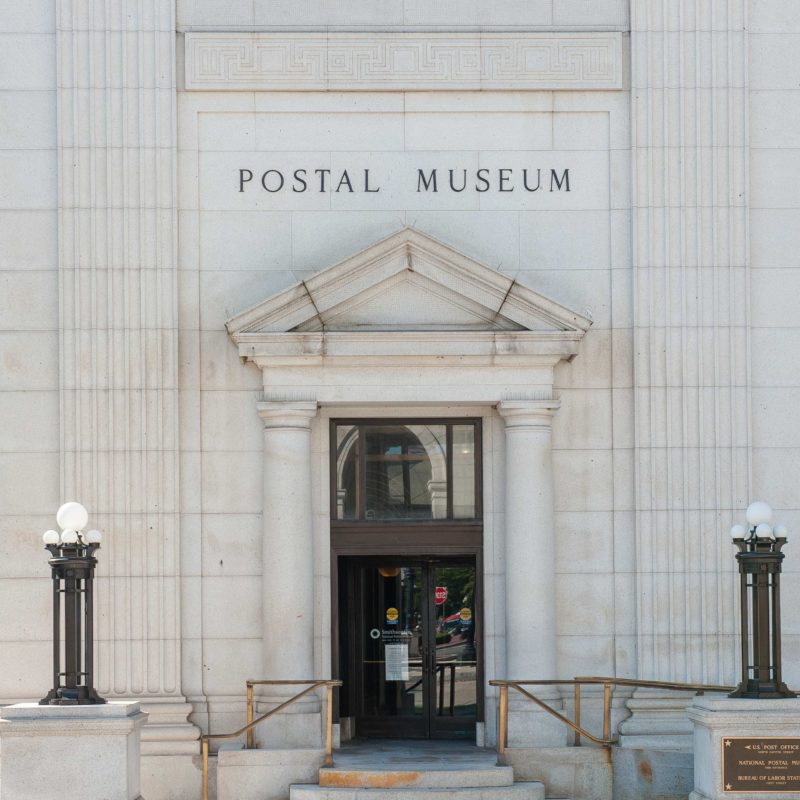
[
  {"xmin": 351, "ymin": 558, "xmax": 478, "ymax": 739},
  {"xmin": 431, "ymin": 563, "xmax": 478, "ymax": 737}
]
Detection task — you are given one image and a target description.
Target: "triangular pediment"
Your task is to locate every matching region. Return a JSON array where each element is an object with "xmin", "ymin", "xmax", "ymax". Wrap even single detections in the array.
[{"xmin": 225, "ymin": 227, "xmax": 592, "ymax": 338}]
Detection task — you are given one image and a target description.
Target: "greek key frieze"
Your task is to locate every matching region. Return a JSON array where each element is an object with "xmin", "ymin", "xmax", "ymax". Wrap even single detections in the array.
[{"xmin": 185, "ymin": 33, "xmax": 622, "ymax": 91}]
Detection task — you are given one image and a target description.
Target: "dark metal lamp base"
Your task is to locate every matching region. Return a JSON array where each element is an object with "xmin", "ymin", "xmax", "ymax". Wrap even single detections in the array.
[
  {"xmin": 729, "ymin": 680, "xmax": 797, "ymax": 700},
  {"xmin": 39, "ymin": 686, "xmax": 107, "ymax": 705}
]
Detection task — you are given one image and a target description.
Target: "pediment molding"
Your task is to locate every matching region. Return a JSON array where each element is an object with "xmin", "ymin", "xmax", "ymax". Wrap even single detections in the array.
[
  {"xmin": 225, "ymin": 227, "xmax": 591, "ymax": 402},
  {"xmin": 226, "ymin": 227, "xmax": 592, "ymax": 362}
]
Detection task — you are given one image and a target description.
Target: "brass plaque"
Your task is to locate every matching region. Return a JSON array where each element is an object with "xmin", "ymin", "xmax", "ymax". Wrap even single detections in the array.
[{"xmin": 723, "ymin": 737, "xmax": 800, "ymax": 792}]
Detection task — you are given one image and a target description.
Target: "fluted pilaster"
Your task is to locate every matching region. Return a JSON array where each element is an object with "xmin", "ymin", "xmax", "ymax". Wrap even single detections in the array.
[
  {"xmin": 57, "ymin": 0, "xmax": 180, "ymax": 699},
  {"xmin": 631, "ymin": 0, "xmax": 749, "ymax": 684}
]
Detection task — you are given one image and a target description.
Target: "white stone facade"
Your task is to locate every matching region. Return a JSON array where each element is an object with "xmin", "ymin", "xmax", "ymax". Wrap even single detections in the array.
[{"xmin": 1, "ymin": 0, "xmax": 799, "ymax": 797}]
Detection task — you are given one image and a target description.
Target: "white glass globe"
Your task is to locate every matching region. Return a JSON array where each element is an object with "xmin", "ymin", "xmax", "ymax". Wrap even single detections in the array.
[
  {"xmin": 755, "ymin": 523, "xmax": 773, "ymax": 539},
  {"xmin": 60, "ymin": 529, "xmax": 79, "ymax": 544},
  {"xmin": 774, "ymin": 524, "xmax": 789, "ymax": 538},
  {"xmin": 746, "ymin": 501, "xmax": 773, "ymax": 527},
  {"xmin": 85, "ymin": 529, "xmax": 102, "ymax": 544},
  {"xmin": 56, "ymin": 502, "xmax": 88, "ymax": 532},
  {"xmin": 730, "ymin": 524, "xmax": 747, "ymax": 539},
  {"xmin": 42, "ymin": 530, "xmax": 60, "ymax": 545}
]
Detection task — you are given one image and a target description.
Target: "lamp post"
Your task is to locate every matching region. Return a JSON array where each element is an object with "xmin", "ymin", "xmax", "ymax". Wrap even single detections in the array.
[
  {"xmin": 39, "ymin": 501, "xmax": 106, "ymax": 705},
  {"xmin": 729, "ymin": 501, "xmax": 796, "ymax": 699}
]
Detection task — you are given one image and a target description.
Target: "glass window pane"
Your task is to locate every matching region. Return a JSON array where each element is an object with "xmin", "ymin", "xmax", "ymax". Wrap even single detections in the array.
[
  {"xmin": 359, "ymin": 565, "xmax": 424, "ymax": 718},
  {"xmin": 451, "ymin": 425, "xmax": 476, "ymax": 519},
  {"xmin": 334, "ymin": 421, "xmax": 479, "ymax": 522},
  {"xmin": 335, "ymin": 424, "xmax": 359, "ymax": 520},
  {"xmin": 364, "ymin": 425, "xmax": 447, "ymax": 520},
  {"xmin": 433, "ymin": 564, "xmax": 477, "ymax": 718}
]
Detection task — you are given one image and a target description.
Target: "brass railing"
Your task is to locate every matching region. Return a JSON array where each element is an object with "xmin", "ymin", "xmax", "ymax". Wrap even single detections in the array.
[
  {"xmin": 201, "ymin": 679, "xmax": 342, "ymax": 800},
  {"xmin": 490, "ymin": 676, "xmax": 735, "ymax": 764}
]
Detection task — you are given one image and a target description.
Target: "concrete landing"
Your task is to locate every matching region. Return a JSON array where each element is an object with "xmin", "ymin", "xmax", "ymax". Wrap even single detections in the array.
[
  {"xmin": 290, "ymin": 740, "xmax": 546, "ymax": 800},
  {"xmin": 322, "ymin": 739, "xmax": 509, "ymax": 787}
]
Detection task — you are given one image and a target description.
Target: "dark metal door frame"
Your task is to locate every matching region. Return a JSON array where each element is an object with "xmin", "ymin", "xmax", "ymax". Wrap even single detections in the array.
[
  {"xmin": 342, "ymin": 555, "xmax": 480, "ymax": 739},
  {"xmin": 329, "ymin": 416, "xmax": 485, "ymax": 740}
]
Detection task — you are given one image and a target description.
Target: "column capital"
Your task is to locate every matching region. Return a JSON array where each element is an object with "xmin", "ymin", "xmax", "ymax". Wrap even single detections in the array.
[
  {"xmin": 257, "ymin": 400, "xmax": 318, "ymax": 429},
  {"xmin": 497, "ymin": 399, "xmax": 560, "ymax": 429}
]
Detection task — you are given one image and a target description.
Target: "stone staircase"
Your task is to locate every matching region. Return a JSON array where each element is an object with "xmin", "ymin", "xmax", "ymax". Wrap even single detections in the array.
[
  {"xmin": 288, "ymin": 741, "xmax": 548, "ymax": 800},
  {"xmin": 214, "ymin": 740, "xmax": 600, "ymax": 800}
]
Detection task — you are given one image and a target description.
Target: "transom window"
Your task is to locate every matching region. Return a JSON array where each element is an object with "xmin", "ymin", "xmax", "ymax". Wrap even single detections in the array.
[{"xmin": 331, "ymin": 420, "xmax": 481, "ymax": 522}]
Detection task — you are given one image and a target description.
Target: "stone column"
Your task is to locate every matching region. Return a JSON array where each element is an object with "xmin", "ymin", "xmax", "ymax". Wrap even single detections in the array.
[
  {"xmin": 256, "ymin": 401, "xmax": 321, "ymax": 746},
  {"xmin": 498, "ymin": 400, "xmax": 565, "ymax": 745}
]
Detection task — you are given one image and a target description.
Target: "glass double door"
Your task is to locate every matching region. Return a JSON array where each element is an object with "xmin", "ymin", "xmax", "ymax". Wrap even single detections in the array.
[{"xmin": 352, "ymin": 557, "xmax": 478, "ymax": 739}]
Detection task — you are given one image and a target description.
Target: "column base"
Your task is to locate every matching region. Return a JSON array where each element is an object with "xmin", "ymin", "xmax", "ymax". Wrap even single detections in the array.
[
  {"xmin": 687, "ymin": 696, "xmax": 800, "ymax": 800},
  {"xmin": 136, "ymin": 699, "xmax": 203, "ymax": 800},
  {"xmin": 617, "ymin": 689, "xmax": 695, "ymax": 750},
  {"xmin": 0, "ymin": 701, "xmax": 146, "ymax": 800},
  {"xmin": 139, "ymin": 699, "xmax": 201, "ymax": 755}
]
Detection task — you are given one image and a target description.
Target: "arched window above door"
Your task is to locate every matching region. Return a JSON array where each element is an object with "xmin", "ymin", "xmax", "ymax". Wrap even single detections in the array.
[{"xmin": 333, "ymin": 420, "xmax": 480, "ymax": 522}]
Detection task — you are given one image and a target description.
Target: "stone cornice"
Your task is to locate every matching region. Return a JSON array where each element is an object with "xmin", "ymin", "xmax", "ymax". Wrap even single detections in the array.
[
  {"xmin": 236, "ymin": 331, "xmax": 583, "ymax": 366},
  {"xmin": 185, "ymin": 31, "xmax": 623, "ymax": 91}
]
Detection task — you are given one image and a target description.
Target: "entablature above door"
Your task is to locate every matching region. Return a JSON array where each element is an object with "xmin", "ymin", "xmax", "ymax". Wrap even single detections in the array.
[{"xmin": 225, "ymin": 226, "xmax": 591, "ymax": 404}]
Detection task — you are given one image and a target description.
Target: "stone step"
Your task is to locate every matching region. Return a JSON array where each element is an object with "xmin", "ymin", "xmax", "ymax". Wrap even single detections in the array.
[
  {"xmin": 290, "ymin": 781, "xmax": 546, "ymax": 800},
  {"xmin": 319, "ymin": 765, "xmax": 514, "ymax": 789}
]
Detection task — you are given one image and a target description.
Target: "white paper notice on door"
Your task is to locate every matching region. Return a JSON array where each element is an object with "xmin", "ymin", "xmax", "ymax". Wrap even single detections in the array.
[{"xmin": 384, "ymin": 644, "xmax": 410, "ymax": 681}]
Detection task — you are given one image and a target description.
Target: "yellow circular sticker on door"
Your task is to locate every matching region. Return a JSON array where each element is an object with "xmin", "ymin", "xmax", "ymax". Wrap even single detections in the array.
[
  {"xmin": 459, "ymin": 607, "xmax": 472, "ymax": 622},
  {"xmin": 386, "ymin": 607, "xmax": 399, "ymax": 623}
]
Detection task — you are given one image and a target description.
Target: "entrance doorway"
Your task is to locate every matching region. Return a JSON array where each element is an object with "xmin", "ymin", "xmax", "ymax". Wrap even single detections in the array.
[
  {"xmin": 330, "ymin": 419, "xmax": 483, "ymax": 741},
  {"xmin": 346, "ymin": 557, "xmax": 478, "ymax": 739}
]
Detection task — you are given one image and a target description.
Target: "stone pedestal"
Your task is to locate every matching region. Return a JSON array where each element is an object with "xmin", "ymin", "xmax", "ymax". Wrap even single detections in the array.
[
  {"xmin": 0, "ymin": 701, "xmax": 147, "ymax": 800},
  {"xmin": 688, "ymin": 697, "xmax": 800, "ymax": 799}
]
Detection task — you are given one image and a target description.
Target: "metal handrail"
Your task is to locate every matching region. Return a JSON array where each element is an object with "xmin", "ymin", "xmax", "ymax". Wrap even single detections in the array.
[
  {"xmin": 489, "ymin": 676, "xmax": 735, "ymax": 764},
  {"xmin": 201, "ymin": 679, "xmax": 342, "ymax": 800}
]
